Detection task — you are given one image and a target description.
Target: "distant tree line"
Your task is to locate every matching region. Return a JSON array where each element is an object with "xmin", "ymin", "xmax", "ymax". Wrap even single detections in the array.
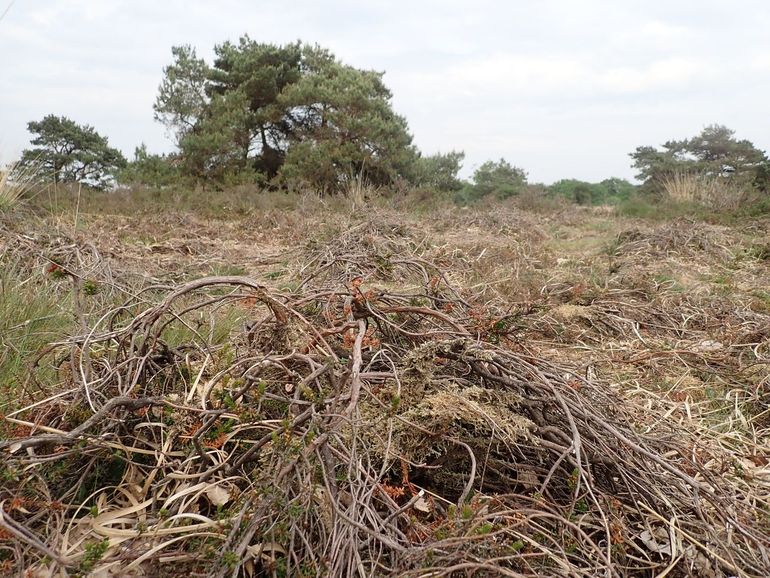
[
  {"xmin": 19, "ymin": 38, "xmax": 475, "ymax": 194},
  {"xmin": 14, "ymin": 37, "xmax": 769, "ymax": 208},
  {"xmin": 548, "ymin": 178, "xmax": 636, "ymax": 205}
]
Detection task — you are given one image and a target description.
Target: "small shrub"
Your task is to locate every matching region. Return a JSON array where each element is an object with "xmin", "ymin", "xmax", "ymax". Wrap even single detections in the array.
[
  {"xmin": 739, "ymin": 195, "xmax": 770, "ymax": 217},
  {"xmin": 80, "ymin": 539, "xmax": 109, "ymax": 572},
  {"xmin": 615, "ymin": 195, "xmax": 700, "ymax": 220},
  {"xmin": 412, "ymin": 151, "xmax": 465, "ymax": 192}
]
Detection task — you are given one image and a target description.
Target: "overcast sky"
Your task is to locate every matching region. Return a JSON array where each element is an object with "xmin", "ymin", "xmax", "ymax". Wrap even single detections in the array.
[{"xmin": 1, "ymin": 0, "xmax": 768, "ymax": 183}]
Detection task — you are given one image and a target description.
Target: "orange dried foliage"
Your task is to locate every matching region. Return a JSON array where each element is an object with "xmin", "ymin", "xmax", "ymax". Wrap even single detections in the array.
[
  {"xmin": 9, "ymin": 424, "xmax": 32, "ymax": 439},
  {"xmin": 567, "ymin": 378, "xmax": 582, "ymax": 391},
  {"xmin": 240, "ymin": 296, "xmax": 259, "ymax": 308},
  {"xmin": 400, "ymin": 458, "xmax": 410, "ymax": 486},
  {"xmin": 380, "ymin": 483, "xmax": 406, "ymax": 501},
  {"xmin": 182, "ymin": 421, "xmax": 203, "ymax": 439},
  {"xmin": 362, "ymin": 326, "xmax": 380, "ymax": 349},
  {"xmin": 668, "ymin": 390, "xmax": 689, "ymax": 402},
  {"xmin": 342, "ymin": 326, "xmax": 380, "ymax": 351},
  {"xmin": 468, "ymin": 306, "xmax": 495, "ymax": 333},
  {"xmin": 570, "ymin": 283, "xmax": 587, "ymax": 300},
  {"xmin": 406, "ymin": 522, "xmax": 432, "ymax": 544},
  {"xmin": 204, "ymin": 432, "xmax": 228, "ymax": 449},
  {"xmin": 610, "ymin": 519, "xmax": 625, "ymax": 545}
]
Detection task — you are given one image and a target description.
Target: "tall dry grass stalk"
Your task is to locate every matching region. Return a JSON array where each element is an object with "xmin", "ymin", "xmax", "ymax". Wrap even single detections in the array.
[
  {"xmin": 0, "ymin": 160, "xmax": 41, "ymax": 210},
  {"xmin": 662, "ymin": 171, "xmax": 749, "ymax": 210},
  {"xmin": 343, "ymin": 171, "xmax": 376, "ymax": 211}
]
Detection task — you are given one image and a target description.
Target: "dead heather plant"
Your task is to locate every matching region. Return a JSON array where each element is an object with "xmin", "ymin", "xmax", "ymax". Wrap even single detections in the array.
[
  {"xmin": 607, "ymin": 220, "xmax": 739, "ymax": 272},
  {"xmin": 2, "ymin": 232, "xmax": 769, "ymax": 577},
  {"xmin": 2, "ymin": 202, "xmax": 770, "ymax": 578}
]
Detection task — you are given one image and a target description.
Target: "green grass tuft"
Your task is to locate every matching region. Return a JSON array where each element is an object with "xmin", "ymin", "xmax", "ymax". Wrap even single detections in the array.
[{"xmin": 0, "ymin": 262, "xmax": 72, "ymax": 407}]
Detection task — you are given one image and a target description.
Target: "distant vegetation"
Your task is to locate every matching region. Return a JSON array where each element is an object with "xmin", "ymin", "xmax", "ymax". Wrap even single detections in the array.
[
  {"xmin": 6, "ymin": 38, "xmax": 770, "ymax": 218},
  {"xmin": 19, "ymin": 114, "xmax": 126, "ymax": 190},
  {"xmin": 152, "ymin": 39, "xmax": 417, "ymax": 191},
  {"xmin": 117, "ymin": 144, "xmax": 180, "ymax": 188},
  {"xmin": 460, "ymin": 158, "xmax": 529, "ymax": 203},
  {"xmin": 547, "ymin": 177, "xmax": 636, "ymax": 206},
  {"xmin": 630, "ymin": 124, "xmax": 769, "ymax": 200}
]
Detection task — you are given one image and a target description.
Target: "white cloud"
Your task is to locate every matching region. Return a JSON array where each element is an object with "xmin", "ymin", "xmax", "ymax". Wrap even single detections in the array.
[
  {"xmin": 398, "ymin": 53, "xmax": 712, "ymax": 109},
  {"xmin": 750, "ymin": 53, "xmax": 770, "ymax": 71},
  {"xmin": 444, "ymin": 54, "xmax": 586, "ymax": 98},
  {"xmin": 597, "ymin": 57, "xmax": 709, "ymax": 94}
]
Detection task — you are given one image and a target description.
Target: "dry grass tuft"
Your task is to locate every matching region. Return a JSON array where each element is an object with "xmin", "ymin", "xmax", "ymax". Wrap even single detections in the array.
[
  {"xmin": 662, "ymin": 171, "xmax": 750, "ymax": 210},
  {"xmin": 0, "ymin": 160, "xmax": 41, "ymax": 210}
]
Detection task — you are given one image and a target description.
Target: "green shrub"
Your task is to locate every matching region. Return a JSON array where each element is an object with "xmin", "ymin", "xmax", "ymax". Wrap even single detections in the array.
[
  {"xmin": 738, "ymin": 195, "xmax": 770, "ymax": 217},
  {"xmin": 412, "ymin": 151, "xmax": 465, "ymax": 192},
  {"xmin": 549, "ymin": 178, "xmax": 636, "ymax": 205},
  {"xmin": 456, "ymin": 158, "xmax": 527, "ymax": 204},
  {"xmin": 117, "ymin": 144, "xmax": 180, "ymax": 188}
]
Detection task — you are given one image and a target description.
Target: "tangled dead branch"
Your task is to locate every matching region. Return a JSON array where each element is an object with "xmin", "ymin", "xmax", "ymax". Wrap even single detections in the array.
[{"xmin": 2, "ymin": 248, "xmax": 770, "ymax": 577}]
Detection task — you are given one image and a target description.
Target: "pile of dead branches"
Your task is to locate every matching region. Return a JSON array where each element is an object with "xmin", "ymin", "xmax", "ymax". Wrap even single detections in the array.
[
  {"xmin": 2, "ymin": 253, "xmax": 770, "ymax": 577},
  {"xmin": 612, "ymin": 221, "xmax": 736, "ymax": 263}
]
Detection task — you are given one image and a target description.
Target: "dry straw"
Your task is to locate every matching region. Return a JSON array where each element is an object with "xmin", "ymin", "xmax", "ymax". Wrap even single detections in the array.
[
  {"xmin": 0, "ymin": 160, "xmax": 41, "ymax": 210},
  {"xmin": 662, "ymin": 171, "xmax": 750, "ymax": 210}
]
